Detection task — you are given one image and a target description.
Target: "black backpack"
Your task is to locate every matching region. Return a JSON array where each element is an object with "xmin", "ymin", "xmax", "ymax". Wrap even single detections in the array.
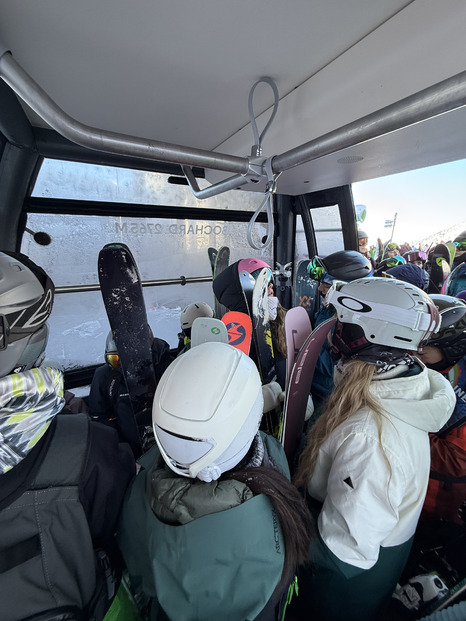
[{"xmin": 0, "ymin": 414, "xmax": 119, "ymax": 621}]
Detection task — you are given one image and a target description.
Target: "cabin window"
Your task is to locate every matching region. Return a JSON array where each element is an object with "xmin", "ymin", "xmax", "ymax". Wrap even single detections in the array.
[
  {"xmin": 23, "ymin": 159, "xmax": 272, "ymax": 371},
  {"xmin": 310, "ymin": 205, "xmax": 344, "ymax": 256},
  {"xmin": 32, "ymin": 159, "xmax": 264, "ymax": 211}
]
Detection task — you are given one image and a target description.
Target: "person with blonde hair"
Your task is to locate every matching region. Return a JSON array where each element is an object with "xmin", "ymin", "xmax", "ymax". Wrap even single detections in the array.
[{"xmin": 292, "ymin": 277, "xmax": 456, "ymax": 621}]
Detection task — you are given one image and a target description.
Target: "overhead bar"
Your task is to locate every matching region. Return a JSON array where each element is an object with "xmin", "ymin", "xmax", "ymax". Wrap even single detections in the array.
[
  {"xmin": 1, "ymin": 44, "xmax": 466, "ymax": 196},
  {"xmin": 0, "ymin": 50, "xmax": 249, "ymax": 175},
  {"xmin": 273, "ymin": 70, "xmax": 466, "ymax": 173}
]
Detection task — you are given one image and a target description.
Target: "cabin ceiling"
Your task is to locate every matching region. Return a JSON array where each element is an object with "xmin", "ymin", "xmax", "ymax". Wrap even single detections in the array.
[{"xmin": 1, "ymin": 0, "xmax": 466, "ymax": 195}]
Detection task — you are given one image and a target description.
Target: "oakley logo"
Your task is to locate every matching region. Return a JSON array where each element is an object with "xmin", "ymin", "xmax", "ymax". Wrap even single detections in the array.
[{"xmin": 337, "ymin": 296, "xmax": 372, "ymax": 313}]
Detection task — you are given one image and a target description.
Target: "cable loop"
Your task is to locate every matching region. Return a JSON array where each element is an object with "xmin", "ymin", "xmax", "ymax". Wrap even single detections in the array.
[
  {"xmin": 248, "ymin": 77, "xmax": 279, "ymax": 156},
  {"xmin": 247, "ymin": 156, "xmax": 281, "ymax": 250}
]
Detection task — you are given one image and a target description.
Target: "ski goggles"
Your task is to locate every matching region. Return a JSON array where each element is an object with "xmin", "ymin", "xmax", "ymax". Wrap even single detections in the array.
[
  {"xmin": 105, "ymin": 353, "xmax": 121, "ymax": 369},
  {"xmin": 307, "ymin": 256, "xmax": 326, "ymax": 281},
  {"xmin": 405, "ymin": 251, "xmax": 427, "ymax": 262},
  {"xmin": 358, "ymin": 237, "xmax": 368, "ymax": 246},
  {"xmin": 385, "ymin": 256, "xmax": 406, "ymax": 268},
  {"xmin": 455, "ymin": 241, "xmax": 466, "ymax": 251},
  {"xmin": 251, "ymin": 267, "xmax": 273, "ymax": 282}
]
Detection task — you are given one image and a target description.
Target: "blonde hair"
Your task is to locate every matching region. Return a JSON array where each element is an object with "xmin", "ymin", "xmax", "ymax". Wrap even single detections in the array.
[
  {"xmin": 294, "ymin": 359, "xmax": 390, "ymax": 488},
  {"xmin": 270, "ymin": 303, "xmax": 287, "ymax": 358}
]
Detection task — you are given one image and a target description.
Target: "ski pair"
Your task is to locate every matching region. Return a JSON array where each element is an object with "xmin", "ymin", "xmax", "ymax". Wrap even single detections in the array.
[
  {"xmin": 191, "ymin": 312, "xmax": 252, "ymax": 355},
  {"xmin": 294, "ymin": 259, "xmax": 319, "ymax": 325},
  {"xmin": 239, "ymin": 267, "xmax": 275, "ymax": 384},
  {"xmin": 208, "ymin": 246, "xmax": 230, "ymax": 319},
  {"xmin": 280, "ymin": 315, "xmax": 336, "ymax": 464}
]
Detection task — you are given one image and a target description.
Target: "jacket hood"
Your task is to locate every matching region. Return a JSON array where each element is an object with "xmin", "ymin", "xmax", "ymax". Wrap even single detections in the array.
[
  {"xmin": 212, "ymin": 260, "xmax": 248, "ymax": 314},
  {"xmin": 369, "ymin": 365, "xmax": 455, "ymax": 433},
  {"xmin": 0, "ymin": 367, "xmax": 64, "ymax": 473}
]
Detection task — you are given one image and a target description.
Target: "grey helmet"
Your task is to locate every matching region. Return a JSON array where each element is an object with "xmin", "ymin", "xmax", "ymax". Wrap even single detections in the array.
[
  {"xmin": 180, "ymin": 302, "xmax": 214, "ymax": 336},
  {"xmin": 105, "ymin": 330, "xmax": 119, "ymax": 368},
  {"xmin": 0, "ymin": 252, "xmax": 55, "ymax": 376}
]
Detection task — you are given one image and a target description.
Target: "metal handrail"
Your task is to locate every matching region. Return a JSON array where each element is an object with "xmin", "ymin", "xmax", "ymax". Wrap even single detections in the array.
[{"xmin": 54, "ymin": 275, "xmax": 213, "ymax": 294}]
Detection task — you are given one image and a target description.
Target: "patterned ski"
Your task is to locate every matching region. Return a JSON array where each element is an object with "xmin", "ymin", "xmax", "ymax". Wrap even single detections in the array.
[
  {"xmin": 190, "ymin": 317, "xmax": 228, "ymax": 347},
  {"xmin": 239, "ymin": 269, "xmax": 255, "ymax": 315},
  {"xmin": 280, "ymin": 317, "xmax": 336, "ymax": 464},
  {"xmin": 98, "ymin": 243, "xmax": 156, "ymax": 456},
  {"xmin": 285, "ymin": 305, "xmax": 313, "ymax": 390},
  {"xmin": 294, "ymin": 259, "xmax": 319, "ymax": 323},
  {"xmin": 221, "ymin": 311, "xmax": 252, "ymax": 355},
  {"xmin": 251, "ymin": 266, "xmax": 275, "ymax": 384}
]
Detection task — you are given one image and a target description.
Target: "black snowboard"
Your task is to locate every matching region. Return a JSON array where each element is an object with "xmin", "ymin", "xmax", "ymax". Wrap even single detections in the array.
[{"xmin": 98, "ymin": 243, "xmax": 156, "ymax": 456}]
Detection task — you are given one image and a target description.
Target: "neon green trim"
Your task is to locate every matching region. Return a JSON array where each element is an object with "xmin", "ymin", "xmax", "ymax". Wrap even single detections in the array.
[
  {"xmin": 11, "ymin": 373, "xmax": 24, "ymax": 398},
  {"xmin": 32, "ymin": 367, "xmax": 46, "ymax": 394}
]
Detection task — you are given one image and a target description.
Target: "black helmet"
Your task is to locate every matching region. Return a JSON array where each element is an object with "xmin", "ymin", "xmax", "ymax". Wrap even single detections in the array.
[
  {"xmin": 320, "ymin": 250, "xmax": 373, "ymax": 281},
  {"xmin": 427, "ymin": 294, "xmax": 466, "ymax": 369},
  {"xmin": 374, "ymin": 256, "xmax": 406, "ymax": 277},
  {"xmin": 0, "ymin": 251, "xmax": 55, "ymax": 376}
]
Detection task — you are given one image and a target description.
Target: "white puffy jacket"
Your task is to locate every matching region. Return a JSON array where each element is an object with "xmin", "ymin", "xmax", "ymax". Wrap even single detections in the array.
[{"xmin": 307, "ymin": 364, "xmax": 456, "ymax": 570}]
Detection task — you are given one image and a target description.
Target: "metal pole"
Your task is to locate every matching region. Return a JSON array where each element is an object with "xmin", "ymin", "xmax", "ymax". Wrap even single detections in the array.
[
  {"xmin": 0, "ymin": 50, "xmax": 249, "ymax": 175},
  {"xmin": 1, "ymin": 44, "xmax": 466, "ymax": 187},
  {"xmin": 272, "ymin": 72, "xmax": 466, "ymax": 174},
  {"xmin": 390, "ymin": 213, "xmax": 398, "ymax": 244},
  {"xmin": 54, "ymin": 275, "xmax": 213, "ymax": 294}
]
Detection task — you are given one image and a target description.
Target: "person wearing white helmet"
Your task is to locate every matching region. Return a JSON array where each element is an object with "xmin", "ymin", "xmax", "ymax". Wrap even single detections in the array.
[
  {"xmin": 292, "ymin": 278, "xmax": 456, "ymax": 621},
  {"xmin": 176, "ymin": 301, "xmax": 214, "ymax": 354},
  {"xmin": 117, "ymin": 341, "xmax": 312, "ymax": 621},
  {"xmin": 306, "ymin": 251, "xmax": 374, "ymax": 413},
  {"xmin": 0, "ymin": 251, "xmax": 135, "ymax": 621}
]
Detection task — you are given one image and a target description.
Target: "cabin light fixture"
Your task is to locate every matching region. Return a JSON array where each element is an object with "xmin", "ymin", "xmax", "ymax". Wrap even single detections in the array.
[{"xmin": 337, "ymin": 155, "xmax": 364, "ymax": 164}]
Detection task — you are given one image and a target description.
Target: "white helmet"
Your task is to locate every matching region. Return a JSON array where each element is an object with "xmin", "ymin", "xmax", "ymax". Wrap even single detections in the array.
[
  {"xmin": 325, "ymin": 277, "xmax": 439, "ymax": 352},
  {"xmin": 180, "ymin": 302, "xmax": 213, "ymax": 333},
  {"xmin": 152, "ymin": 341, "xmax": 263, "ymax": 481}
]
